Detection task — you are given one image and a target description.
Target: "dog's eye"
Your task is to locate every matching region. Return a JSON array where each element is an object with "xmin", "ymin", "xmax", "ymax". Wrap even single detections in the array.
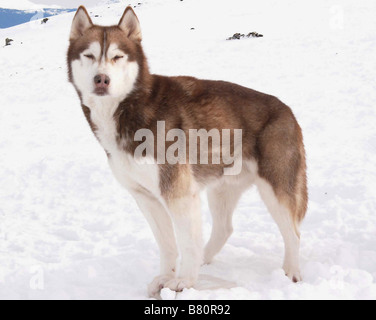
[
  {"xmin": 112, "ymin": 55, "xmax": 124, "ymax": 62},
  {"xmin": 84, "ymin": 54, "xmax": 95, "ymax": 60}
]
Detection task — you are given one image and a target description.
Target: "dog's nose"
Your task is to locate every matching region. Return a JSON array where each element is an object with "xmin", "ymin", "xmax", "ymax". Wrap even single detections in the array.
[{"xmin": 94, "ymin": 74, "xmax": 110, "ymax": 88}]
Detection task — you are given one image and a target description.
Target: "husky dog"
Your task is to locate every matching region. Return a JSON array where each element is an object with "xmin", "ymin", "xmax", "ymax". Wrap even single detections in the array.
[{"xmin": 67, "ymin": 6, "xmax": 308, "ymax": 297}]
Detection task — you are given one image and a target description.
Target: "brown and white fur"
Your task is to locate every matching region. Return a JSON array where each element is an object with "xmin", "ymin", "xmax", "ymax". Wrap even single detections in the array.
[{"xmin": 67, "ymin": 6, "xmax": 308, "ymax": 297}]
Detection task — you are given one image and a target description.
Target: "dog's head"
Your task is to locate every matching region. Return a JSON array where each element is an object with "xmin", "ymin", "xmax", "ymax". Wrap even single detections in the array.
[{"xmin": 67, "ymin": 6, "xmax": 143, "ymax": 102}]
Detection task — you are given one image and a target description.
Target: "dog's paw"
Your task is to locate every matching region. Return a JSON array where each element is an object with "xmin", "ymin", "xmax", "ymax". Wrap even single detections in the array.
[
  {"xmin": 148, "ymin": 275, "xmax": 174, "ymax": 298},
  {"xmin": 284, "ymin": 267, "xmax": 302, "ymax": 283},
  {"xmin": 164, "ymin": 278, "xmax": 196, "ymax": 292}
]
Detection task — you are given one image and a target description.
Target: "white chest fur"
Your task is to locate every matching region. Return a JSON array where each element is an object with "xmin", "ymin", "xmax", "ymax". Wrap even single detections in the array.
[
  {"xmin": 86, "ymin": 96, "xmax": 160, "ymax": 196},
  {"xmin": 87, "ymin": 96, "xmax": 119, "ymax": 153}
]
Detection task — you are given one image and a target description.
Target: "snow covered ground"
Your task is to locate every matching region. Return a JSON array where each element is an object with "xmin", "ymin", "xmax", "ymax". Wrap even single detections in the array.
[
  {"xmin": 0, "ymin": 0, "xmax": 103, "ymax": 10},
  {"xmin": 0, "ymin": 0, "xmax": 59, "ymax": 10},
  {"xmin": 0, "ymin": 0, "xmax": 376, "ymax": 300}
]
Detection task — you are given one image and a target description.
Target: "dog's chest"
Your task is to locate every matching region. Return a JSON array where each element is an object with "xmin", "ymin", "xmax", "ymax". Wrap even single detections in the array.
[
  {"xmin": 87, "ymin": 97, "xmax": 160, "ymax": 194},
  {"xmin": 88, "ymin": 98, "xmax": 119, "ymax": 153}
]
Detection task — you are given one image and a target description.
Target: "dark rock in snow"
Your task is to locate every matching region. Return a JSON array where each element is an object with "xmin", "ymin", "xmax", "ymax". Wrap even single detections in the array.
[
  {"xmin": 247, "ymin": 32, "xmax": 263, "ymax": 38},
  {"xmin": 5, "ymin": 38, "xmax": 13, "ymax": 46},
  {"xmin": 227, "ymin": 31, "xmax": 263, "ymax": 40}
]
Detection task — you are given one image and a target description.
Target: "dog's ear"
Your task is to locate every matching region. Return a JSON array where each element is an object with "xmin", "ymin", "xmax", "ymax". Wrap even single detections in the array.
[
  {"xmin": 70, "ymin": 6, "xmax": 93, "ymax": 41},
  {"xmin": 118, "ymin": 6, "xmax": 142, "ymax": 42}
]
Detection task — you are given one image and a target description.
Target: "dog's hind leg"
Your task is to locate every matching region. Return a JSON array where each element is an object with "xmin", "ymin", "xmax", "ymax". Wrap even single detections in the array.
[
  {"xmin": 256, "ymin": 108, "xmax": 308, "ymax": 282},
  {"xmin": 204, "ymin": 183, "xmax": 244, "ymax": 264},
  {"xmin": 256, "ymin": 178, "xmax": 303, "ymax": 282}
]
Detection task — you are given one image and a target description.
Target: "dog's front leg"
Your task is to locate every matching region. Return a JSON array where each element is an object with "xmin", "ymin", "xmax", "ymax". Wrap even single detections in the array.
[
  {"xmin": 129, "ymin": 187, "xmax": 178, "ymax": 297},
  {"xmin": 164, "ymin": 192, "xmax": 203, "ymax": 292}
]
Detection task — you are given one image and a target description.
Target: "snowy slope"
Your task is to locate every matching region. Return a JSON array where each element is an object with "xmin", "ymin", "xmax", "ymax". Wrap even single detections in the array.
[
  {"xmin": 0, "ymin": 0, "xmax": 104, "ymax": 10},
  {"xmin": 0, "ymin": 1, "xmax": 106, "ymax": 30},
  {"xmin": 0, "ymin": 0, "xmax": 57, "ymax": 10},
  {"xmin": 0, "ymin": 0, "xmax": 376, "ymax": 300}
]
